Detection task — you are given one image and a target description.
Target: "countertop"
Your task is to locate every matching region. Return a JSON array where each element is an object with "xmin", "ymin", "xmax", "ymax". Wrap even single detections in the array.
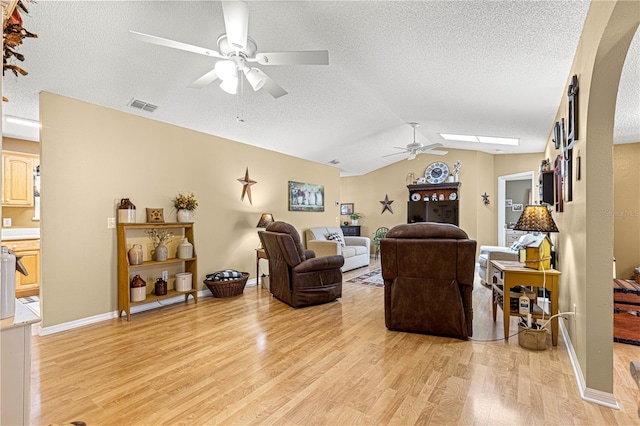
[
  {"xmin": 1, "ymin": 228, "xmax": 40, "ymax": 241},
  {"xmin": 0, "ymin": 300, "xmax": 40, "ymax": 330}
]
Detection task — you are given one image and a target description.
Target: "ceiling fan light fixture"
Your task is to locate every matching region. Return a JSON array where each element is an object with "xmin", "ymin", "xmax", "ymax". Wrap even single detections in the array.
[
  {"xmin": 408, "ymin": 152, "xmax": 417, "ymax": 160},
  {"xmin": 220, "ymin": 76, "xmax": 239, "ymax": 94},
  {"xmin": 243, "ymin": 67, "xmax": 266, "ymax": 91},
  {"xmin": 214, "ymin": 60, "xmax": 238, "ymax": 81}
]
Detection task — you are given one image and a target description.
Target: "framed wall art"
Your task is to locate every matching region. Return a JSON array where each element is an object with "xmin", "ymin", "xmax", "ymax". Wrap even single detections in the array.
[
  {"xmin": 340, "ymin": 203, "xmax": 354, "ymax": 215},
  {"xmin": 288, "ymin": 181, "xmax": 325, "ymax": 212}
]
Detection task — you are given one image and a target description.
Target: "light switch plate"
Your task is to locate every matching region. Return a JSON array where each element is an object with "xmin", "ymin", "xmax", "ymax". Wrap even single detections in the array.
[{"xmin": 3, "ymin": 218, "xmax": 11, "ymax": 227}]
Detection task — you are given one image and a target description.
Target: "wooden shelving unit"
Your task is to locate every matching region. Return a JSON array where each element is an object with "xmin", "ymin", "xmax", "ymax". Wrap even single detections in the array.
[
  {"xmin": 406, "ymin": 182, "xmax": 461, "ymax": 226},
  {"xmin": 117, "ymin": 222, "xmax": 197, "ymax": 321}
]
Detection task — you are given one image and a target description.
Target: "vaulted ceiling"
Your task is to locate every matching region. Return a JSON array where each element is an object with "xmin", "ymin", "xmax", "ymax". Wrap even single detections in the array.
[{"xmin": 3, "ymin": 1, "xmax": 639, "ymax": 176}]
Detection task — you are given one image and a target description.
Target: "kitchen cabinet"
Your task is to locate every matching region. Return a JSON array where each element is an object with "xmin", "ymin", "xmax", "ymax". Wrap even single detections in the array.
[
  {"xmin": 2, "ymin": 151, "xmax": 38, "ymax": 207},
  {"xmin": 5, "ymin": 239, "xmax": 40, "ymax": 298},
  {"xmin": 1, "ymin": 302, "xmax": 40, "ymax": 426}
]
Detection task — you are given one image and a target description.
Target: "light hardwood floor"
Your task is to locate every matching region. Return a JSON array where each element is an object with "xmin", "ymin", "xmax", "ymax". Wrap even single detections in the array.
[{"xmin": 31, "ymin": 260, "xmax": 640, "ymax": 425}]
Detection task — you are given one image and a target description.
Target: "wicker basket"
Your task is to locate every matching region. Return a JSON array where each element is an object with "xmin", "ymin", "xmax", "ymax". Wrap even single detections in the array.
[{"xmin": 204, "ymin": 272, "xmax": 249, "ymax": 298}]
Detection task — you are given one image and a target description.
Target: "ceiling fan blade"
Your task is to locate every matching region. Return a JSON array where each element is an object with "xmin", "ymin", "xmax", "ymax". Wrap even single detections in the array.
[
  {"xmin": 254, "ymin": 51, "xmax": 329, "ymax": 66},
  {"xmin": 130, "ymin": 30, "xmax": 224, "ymax": 58},
  {"xmin": 260, "ymin": 71, "xmax": 288, "ymax": 98},
  {"xmin": 418, "ymin": 143, "xmax": 444, "ymax": 151},
  {"xmin": 188, "ymin": 68, "xmax": 219, "ymax": 89},
  {"xmin": 422, "ymin": 149, "xmax": 448, "ymax": 156},
  {"xmin": 383, "ymin": 151, "xmax": 409, "ymax": 158},
  {"xmin": 222, "ymin": 1, "xmax": 249, "ymax": 51}
]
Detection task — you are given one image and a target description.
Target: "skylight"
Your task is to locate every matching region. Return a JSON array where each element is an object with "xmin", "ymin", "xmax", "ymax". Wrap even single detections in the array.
[{"xmin": 439, "ymin": 133, "xmax": 519, "ymax": 146}]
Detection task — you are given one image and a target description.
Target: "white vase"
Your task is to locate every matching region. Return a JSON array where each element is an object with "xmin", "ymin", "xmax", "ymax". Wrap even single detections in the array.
[
  {"xmin": 177, "ymin": 238, "xmax": 193, "ymax": 259},
  {"xmin": 177, "ymin": 209, "xmax": 191, "ymax": 222},
  {"xmin": 351, "ymin": 219, "xmax": 359, "ymax": 226}
]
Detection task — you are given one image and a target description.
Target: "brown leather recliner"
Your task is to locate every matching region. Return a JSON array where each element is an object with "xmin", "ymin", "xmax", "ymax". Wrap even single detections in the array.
[
  {"xmin": 259, "ymin": 221, "xmax": 344, "ymax": 308},
  {"xmin": 380, "ymin": 222, "xmax": 477, "ymax": 339}
]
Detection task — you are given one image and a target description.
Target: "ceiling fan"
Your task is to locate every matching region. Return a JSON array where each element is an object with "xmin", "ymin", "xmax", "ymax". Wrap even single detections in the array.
[
  {"xmin": 384, "ymin": 123, "xmax": 448, "ymax": 160},
  {"xmin": 130, "ymin": 1, "xmax": 328, "ymax": 99}
]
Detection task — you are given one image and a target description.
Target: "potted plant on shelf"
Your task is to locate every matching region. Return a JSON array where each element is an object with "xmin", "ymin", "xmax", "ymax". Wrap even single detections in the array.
[
  {"xmin": 172, "ymin": 192, "xmax": 198, "ymax": 222},
  {"xmin": 349, "ymin": 212, "xmax": 363, "ymax": 225}
]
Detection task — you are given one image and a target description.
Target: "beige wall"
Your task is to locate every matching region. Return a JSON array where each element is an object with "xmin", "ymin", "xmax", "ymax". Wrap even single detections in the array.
[
  {"xmin": 613, "ymin": 142, "xmax": 640, "ymax": 279},
  {"xmin": 340, "ymin": 150, "xmax": 541, "ymax": 248},
  {"xmin": 542, "ymin": 0, "xmax": 639, "ymax": 394},
  {"xmin": 1, "ymin": 137, "xmax": 39, "ymax": 228},
  {"xmin": 40, "ymin": 92, "xmax": 341, "ymax": 327}
]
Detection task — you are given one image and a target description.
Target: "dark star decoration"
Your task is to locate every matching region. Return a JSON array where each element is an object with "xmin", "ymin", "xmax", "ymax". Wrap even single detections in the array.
[
  {"xmin": 481, "ymin": 192, "xmax": 490, "ymax": 205},
  {"xmin": 380, "ymin": 194, "xmax": 394, "ymax": 214},
  {"xmin": 237, "ymin": 167, "xmax": 257, "ymax": 205}
]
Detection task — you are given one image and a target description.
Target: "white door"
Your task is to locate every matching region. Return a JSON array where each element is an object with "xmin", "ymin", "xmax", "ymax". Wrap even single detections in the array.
[{"xmin": 497, "ymin": 171, "xmax": 535, "ymax": 246}]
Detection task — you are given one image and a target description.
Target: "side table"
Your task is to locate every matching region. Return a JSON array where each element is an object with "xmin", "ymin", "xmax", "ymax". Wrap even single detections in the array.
[
  {"xmin": 256, "ymin": 248, "xmax": 268, "ymax": 290},
  {"xmin": 491, "ymin": 260, "xmax": 561, "ymax": 346}
]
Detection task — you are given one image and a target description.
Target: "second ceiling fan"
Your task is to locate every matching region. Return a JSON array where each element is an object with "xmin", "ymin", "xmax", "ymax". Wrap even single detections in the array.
[
  {"xmin": 384, "ymin": 123, "xmax": 448, "ymax": 160},
  {"xmin": 130, "ymin": 1, "xmax": 328, "ymax": 99}
]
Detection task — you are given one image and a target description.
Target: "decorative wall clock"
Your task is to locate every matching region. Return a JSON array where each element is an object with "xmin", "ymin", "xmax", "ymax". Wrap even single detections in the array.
[{"xmin": 424, "ymin": 162, "xmax": 450, "ymax": 184}]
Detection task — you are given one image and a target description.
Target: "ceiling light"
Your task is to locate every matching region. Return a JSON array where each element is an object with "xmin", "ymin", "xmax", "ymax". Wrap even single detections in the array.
[
  {"xmin": 4, "ymin": 116, "xmax": 40, "ymax": 128},
  {"xmin": 440, "ymin": 134, "xmax": 479, "ymax": 142},
  {"xmin": 220, "ymin": 77, "xmax": 238, "ymax": 94},
  {"xmin": 214, "ymin": 60, "xmax": 237, "ymax": 81},
  {"xmin": 477, "ymin": 136, "xmax": 519, "ymax": 146},
  {"xmin": 243, "ymin": 67, "xmax": 266, "ymax": 91}
]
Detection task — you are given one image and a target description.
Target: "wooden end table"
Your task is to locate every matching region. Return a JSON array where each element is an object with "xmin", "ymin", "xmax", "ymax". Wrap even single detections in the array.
[
  {"xmin": 491, "ymin": 260, "xmax": 561, "ymax": 346},
  {"xmin": 255, "ymin": 248, "xmax": 268, "ymax": 290}
]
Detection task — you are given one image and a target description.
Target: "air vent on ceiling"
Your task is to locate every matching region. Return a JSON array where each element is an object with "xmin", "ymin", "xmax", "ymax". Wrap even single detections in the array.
[
  {"xmin": 128, "ymin": 98, "xmax": 158, "ymax": 113},
  {"xmin": 328, "ymin": 159, "xmax": 340, "ymax": 165}
]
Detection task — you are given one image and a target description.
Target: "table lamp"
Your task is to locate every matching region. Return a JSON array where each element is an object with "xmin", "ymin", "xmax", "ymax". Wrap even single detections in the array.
[
  {"xmin": 513, "ymin": 204, "xmax": 558, "ymax": 270},
  {"xmin": 256, "ymin": 213, "xmax": 275, "ymax": 249},
  {"xmin": 256, "ymin": 213, "xmax": 275, "ymax": 229}
]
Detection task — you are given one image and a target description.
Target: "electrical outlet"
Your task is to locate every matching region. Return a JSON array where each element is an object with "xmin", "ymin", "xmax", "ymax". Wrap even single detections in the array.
[
  {"xmin": 162, "ymin": 270, "xmax": 168, "ymax": 281},
  {"xmin": 3, "ymin": 218, "xmax": 11, "ymax": 227},
  {"xmin": 107, "ymin": 217, "xmax": 116, "ymax": 228}
]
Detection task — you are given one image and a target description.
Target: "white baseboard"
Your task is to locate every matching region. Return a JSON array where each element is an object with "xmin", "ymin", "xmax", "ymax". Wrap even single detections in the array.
[
  {"xmin": 560, "ymin": 321, "xmax": 620, "ymax": 409},
  {"xmin": 39, "ymin": 289, "xmax": 210, "ymax": 336}
]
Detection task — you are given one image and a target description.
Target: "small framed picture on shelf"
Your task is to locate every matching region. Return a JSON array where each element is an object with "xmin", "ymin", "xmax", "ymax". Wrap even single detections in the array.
[
  {"xmin": 512, "ymin": 204, "xmax": 523, "ymax": 212},
  {"xmin": 146, "ymin": 208, "xmax": 164, "ymax": 223},
  {"xmin": 505, "ymin": 199, "xmax": 513, "ymax": 207},
  {"xmin": 340, "ymin": 203, "xmax": 354, "ymax": 215}
]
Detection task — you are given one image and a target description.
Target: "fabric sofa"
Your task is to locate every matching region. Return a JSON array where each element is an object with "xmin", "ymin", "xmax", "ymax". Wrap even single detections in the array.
[
  {"xmin": 478, "ymin": 245, "xmax": 519, "ymax": 287},
  {"xmin": 304, "ymin": 227, "xmax": 370, "ymax": 272}
]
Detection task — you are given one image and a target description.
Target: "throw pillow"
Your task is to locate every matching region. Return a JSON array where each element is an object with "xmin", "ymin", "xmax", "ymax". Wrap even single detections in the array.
[{"xmin": 325, "ymin": 232, "xmax": 345, "ymax": 247}]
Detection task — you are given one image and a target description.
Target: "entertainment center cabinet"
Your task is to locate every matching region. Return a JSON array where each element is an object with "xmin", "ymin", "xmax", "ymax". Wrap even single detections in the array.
[{"xmin": 407, "ymin": 182, "xmax": 460, "ymax": 226}]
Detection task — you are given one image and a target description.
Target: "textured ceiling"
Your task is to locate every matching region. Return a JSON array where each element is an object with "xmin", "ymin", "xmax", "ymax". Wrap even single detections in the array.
[{"xmin": 2, "ymin": 0, "xmax": 638, "ymax": 176}]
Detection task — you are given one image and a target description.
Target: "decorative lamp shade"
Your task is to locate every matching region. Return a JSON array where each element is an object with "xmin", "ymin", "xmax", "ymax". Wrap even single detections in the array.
[
  {"xmin": 256, "ymin": 213, "xmax": 275, "ymax": 228},
  {"xmin": 513, "ymin": 205, "xmax": 559, "ymax": 233}
]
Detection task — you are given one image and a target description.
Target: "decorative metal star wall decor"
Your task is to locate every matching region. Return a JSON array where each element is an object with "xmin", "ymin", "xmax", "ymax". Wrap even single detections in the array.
[
  {"xmin": 237, "ymin": 167, "xmax": 257, "ymax": 204},
  {"xmin": 481, "ymin": 192, "xmax": 490, "ymax": 205},
  {"xmin": 380, "ymin": 194, "xmax": 394, "ymax": 214}
]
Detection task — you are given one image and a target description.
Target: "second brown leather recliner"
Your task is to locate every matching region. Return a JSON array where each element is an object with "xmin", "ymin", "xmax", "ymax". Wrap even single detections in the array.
[
  {"xmin": 380, "ymin": 222, "xmax": 477, "ymax": 339},
  {"xmin": 259, "ymin": 221, "xmax": 344, "ymax": 308}
]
